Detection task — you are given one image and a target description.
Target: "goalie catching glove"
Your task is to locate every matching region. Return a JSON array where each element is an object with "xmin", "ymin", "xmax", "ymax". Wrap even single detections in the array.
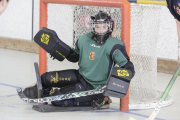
[
  {"xmin": 34, "ymin": 27, "xmax": 71, "ymax": 61},
  {"xmin": 103, "ymin": 67, "xmax": 133, "ymax": 98}
]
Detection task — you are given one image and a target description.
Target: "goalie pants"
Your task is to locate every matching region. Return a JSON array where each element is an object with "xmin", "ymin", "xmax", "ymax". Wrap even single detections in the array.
[{"xmin": 41, "ymin": 69, "xmax": 105, "ymax": 103}]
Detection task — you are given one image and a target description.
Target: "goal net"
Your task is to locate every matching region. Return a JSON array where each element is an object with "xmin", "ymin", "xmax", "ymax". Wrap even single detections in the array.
[{"xmin": 39, "ymin": 0, "xmax": 173, "ymax": 109}]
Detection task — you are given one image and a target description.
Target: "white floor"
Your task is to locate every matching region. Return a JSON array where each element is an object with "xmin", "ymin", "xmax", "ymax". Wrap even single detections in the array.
[{"xmin": 0, "ymin": 48, "xmax": 180, "ymax": 120}]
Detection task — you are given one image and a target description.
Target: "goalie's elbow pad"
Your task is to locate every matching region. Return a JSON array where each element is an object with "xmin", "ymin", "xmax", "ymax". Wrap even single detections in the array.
[
  {"xmin": 103, "ymin": 67, "xmax": 133, "ymax": 98},
  {"xmin": 34, "ymin": 27, "xmax": 71, "ymax": 61}
]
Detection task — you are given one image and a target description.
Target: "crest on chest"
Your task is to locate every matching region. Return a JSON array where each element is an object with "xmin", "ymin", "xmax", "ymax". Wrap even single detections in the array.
[{"xmin": 89, "ymin": 52, "xmax": 95, "ymax": 60}]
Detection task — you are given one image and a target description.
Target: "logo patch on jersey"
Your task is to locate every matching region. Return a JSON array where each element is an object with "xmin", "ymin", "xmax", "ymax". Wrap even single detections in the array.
[
  {"xmin": 175, "ymin": 2, "xmax": 180, "ymax": 15},
  {"xmin": 90, "ymin": 44, "xmax": 100, "ymax": 48},
  {"xmin": 41, "ymin": 33, "xmax": 50, "ymax": 45},
  {"xmin": 117, "ymin": 69, "xmax": 129, "ymax": 77},
  {"xmin": 89, "ymin": 52, "xmax": 95, "ymax": 60},
  {"xmin": 176, "ymin": 6, "xmax": 180, "ymax": 15}
]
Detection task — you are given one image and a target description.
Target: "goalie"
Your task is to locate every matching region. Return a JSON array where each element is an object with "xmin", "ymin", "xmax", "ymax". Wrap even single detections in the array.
[{"xmin": 23, "ymin": 11, "xmax": 135, "ymax": 109}]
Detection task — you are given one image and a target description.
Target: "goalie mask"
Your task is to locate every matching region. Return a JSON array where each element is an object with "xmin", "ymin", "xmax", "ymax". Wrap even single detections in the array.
[{"xmin": 90, "ymin": 11, "xmax": 114, "ymax": 45}]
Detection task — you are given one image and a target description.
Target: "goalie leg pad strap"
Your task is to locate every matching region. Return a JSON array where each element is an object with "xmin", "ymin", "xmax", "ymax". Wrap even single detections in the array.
[{"xmin": 34, "ymin": 27, "xmax": 71, "ymax": 61}]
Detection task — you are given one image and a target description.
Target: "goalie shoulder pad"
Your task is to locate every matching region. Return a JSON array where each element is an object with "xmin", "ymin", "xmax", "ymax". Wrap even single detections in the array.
[
  {"xmin": 34, "ymin": 27, "xmax": 71, "ymax": 61},
  {"xmin": 103, "ymin": 67, "xmax": 133, "ymax": 98}
]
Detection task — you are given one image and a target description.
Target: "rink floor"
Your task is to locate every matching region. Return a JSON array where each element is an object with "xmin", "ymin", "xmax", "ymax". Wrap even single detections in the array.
[{"xmin": 0, "ymin": 48, "xmax": 180, "ymax": 120}]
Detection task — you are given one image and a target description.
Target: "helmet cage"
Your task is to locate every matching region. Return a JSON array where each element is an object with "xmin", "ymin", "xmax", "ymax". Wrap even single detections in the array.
[
  {"xmin": 90, "ymin": 11, "xmax": 114, "ymax": 35},
  {"xmin": 90, "ymin": 21, "xmax": 113, "ymax": 35},
  {"xmin": 90, "ymin": 11, "xmax": 114, "ymax": 45}
]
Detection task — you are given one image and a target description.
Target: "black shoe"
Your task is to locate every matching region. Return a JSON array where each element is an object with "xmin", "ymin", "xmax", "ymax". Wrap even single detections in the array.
[
  {"xmin": 23, "ymin": 84, "xmax": 38, "ymax": 99},
  {"xmin": 92, "ymin": 99, "xmax": 110, "ymax": 110},
  {"xmin": 43, "ymin": 87, "xmax": 52, "ymax": 97},
  {"xmin": 92, "ymin": 97, "xmax": 112, "ymax": 110},
  {"xmin": 23, "ymin": 83, "xmax": 52, "ymax": 98}
]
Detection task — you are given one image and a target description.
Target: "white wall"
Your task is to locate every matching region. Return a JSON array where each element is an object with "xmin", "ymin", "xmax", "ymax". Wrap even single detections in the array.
[
  {"xmin": 0, "ymin": 1, "xmax": 179, "ymax": 60},
  {"xmin": 33, "ymin": 0, "xmax": 40, "ymax": 41},
  {"xmin": 0, "ymin": 0, "xmax": 33, "ymax": 40}
]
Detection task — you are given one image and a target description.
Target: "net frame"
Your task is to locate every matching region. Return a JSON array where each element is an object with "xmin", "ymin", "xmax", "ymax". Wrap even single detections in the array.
[{"xmin": 39, "ymin": 0, "xmax": 131, "ymax": 111}]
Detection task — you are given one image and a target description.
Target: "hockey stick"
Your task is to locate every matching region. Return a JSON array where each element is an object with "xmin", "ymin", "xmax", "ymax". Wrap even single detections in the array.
[
  {"xmin": 17, "ymin": 62, "xmax": 107, "ymax": 104},
  {"xmin": 129, "ymin": 64, "xmax": 180, "ymax": 120},
  {"xmin": 16, "ymin": 85, "xmax": 106, "ymax": 104},
  {"xmin": 34, "ymin": 62, "xmax": 43, "ymax": 98}
]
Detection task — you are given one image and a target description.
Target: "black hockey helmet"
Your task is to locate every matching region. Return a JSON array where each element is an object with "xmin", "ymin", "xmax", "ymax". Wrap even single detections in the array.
[{"xmin": 90, "ymin": 11, "xmax": 114, "ymax": 45}]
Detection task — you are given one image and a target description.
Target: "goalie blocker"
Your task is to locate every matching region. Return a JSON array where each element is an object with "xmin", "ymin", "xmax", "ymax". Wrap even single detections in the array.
[
  {"xmin": 103, "ymin": 67, "xmax": 133, "ymax": 98},
  {"xmin": 34, "ymin": 27, "xmax": 71, "ymax": 61}
]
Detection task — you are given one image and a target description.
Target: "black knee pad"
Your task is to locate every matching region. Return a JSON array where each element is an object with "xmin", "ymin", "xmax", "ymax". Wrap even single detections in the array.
[
  {"xmin": 41, "ymin": 73, "xmax": 49, "ymax": 88},
  {"xmin": 41, "ymin": 70, "xmax": 79, "ymax": 88}
]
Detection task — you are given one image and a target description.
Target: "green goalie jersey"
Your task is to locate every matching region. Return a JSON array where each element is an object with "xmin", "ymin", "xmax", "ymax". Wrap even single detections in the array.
[{"xmin": 73, "ymin": 32, "xmax": 129, "ymax": 88}]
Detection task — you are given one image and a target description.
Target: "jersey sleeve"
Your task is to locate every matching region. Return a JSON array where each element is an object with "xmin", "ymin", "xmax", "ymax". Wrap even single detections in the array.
[
  {"xmin": 112, "ymin": 44, "xmax": 135, "ymax": 77},
  {"xmin": 166, "ymin": 0, "xmax": 180, "ymax": 21},
  {"xmin": 112, "ymin": 49, "xmax": 128, "ymax": 67}
]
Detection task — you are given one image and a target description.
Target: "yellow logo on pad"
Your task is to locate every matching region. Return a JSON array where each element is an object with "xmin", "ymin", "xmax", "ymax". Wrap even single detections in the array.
[
  {"xmin": 50, "ymin": 72, "xmax": 71, "ymax": 84},
  {"xmin": 117, "ymin": 69, "xmax": 129, "ymax": 77},
  {"xmin": 41, "ymin": 33, "xmax": 50, "ymax": 45},
  {"xmin": 113, "ymin": 82, "xmax": 124, "ymax": 88}
]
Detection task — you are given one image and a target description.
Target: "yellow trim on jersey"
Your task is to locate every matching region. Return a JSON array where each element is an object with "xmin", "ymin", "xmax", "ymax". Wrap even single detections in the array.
[
  {"xmin": 137, "ymin": 0, "xmax": 166, "ymax": 5},
  {"xmin": 165, "ymin": 0, "xmax": 167, "ymax": 6}
]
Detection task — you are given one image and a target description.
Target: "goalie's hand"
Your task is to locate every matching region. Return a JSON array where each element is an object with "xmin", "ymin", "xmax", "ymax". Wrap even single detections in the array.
[
  {"xmin": 34, "ymin": 27, "xmax": 71, "ymax": 61},
  {"xmin": 103, "ymin": 67, "xmax": 133, "ymax": 98}
]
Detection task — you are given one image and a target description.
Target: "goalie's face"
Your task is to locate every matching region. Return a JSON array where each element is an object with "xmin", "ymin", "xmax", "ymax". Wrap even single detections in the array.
[{"xmin": 94, "ymin": 23, "xmax": 108, "ymax": 35}]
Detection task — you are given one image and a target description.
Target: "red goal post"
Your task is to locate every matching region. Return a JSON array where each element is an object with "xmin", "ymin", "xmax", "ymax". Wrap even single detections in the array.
[{"xmin": 39, "ymin": 0, "xmax": 130, "ymax": 111}]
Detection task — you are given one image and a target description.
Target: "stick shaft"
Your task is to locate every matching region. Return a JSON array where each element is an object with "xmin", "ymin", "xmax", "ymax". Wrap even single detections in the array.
[
  {"xmin": 146, "ymin": 65, "xmax": 180, "ymax": 120},
  {"xmin": 161, "ymin": 65, "xmax": 180, "ymax": 100},
  {"xmin": 146, "ymin": 99, "xmax": 163, "ymax": 120}
]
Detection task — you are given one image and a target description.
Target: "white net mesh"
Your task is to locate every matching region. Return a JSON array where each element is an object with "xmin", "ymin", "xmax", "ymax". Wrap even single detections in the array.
[
  {"xmin": 130, "ymin": 4, "xmax": 160, "ymax": 104},
  {"xmin": 48, "ymin": 4, "xmax": 74, "ymax": 46},
  {"xmin": 46, "ymin": 3, "xmax": 172, "ymax": 109}
]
